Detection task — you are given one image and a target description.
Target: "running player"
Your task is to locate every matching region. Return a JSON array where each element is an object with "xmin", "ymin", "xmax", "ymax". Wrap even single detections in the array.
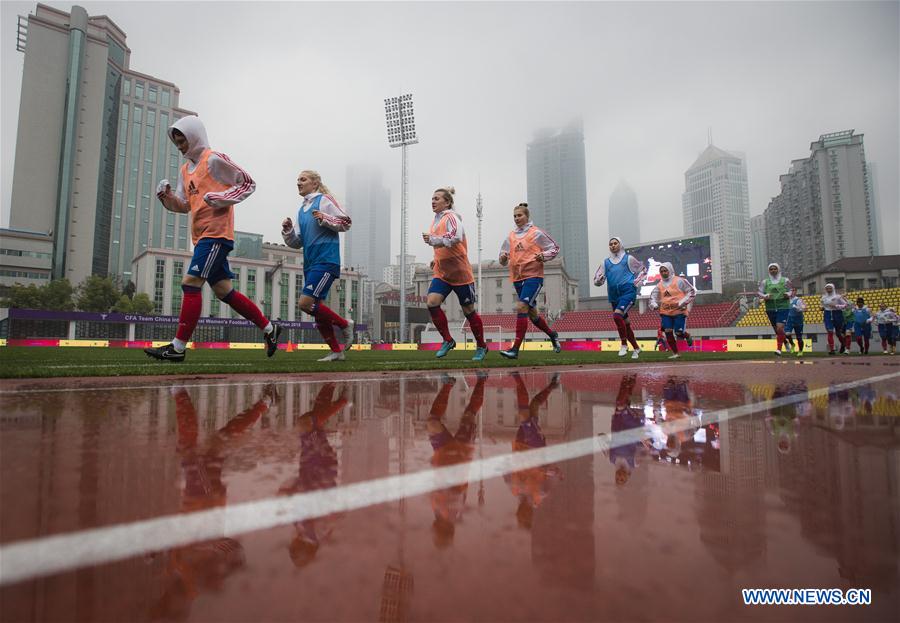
[
  {"xmin": 282, "ymin": 170, "xmax": 354, "ymax": 361},
  {"xmin": 422, "ymin": 186, "xmax": 487, "ymax": 362},
  {"xmin": 648, "ymin": 262, "xmax": 696, "ymax": 359},
  {"xmin": 821, "ymin": 283, "xmax": 850, "ymax": 355},
  {"xmin": 498, "ymin": 202, "xmax": 562, "ymax": 359},
  {"xmin": 785, "ymin": 290, "xmax": 807, "ymax": 358},
  {"xmin": 851, "ymin": 296, "xmax": 873, "ymax": 355},
  {"xmin": 147, "ymin": 116, "xmax": 280, "ymax": 362},
  {"xmin": 842, "ymin": 305, "xmax": 856, "ymax": 354},
  {"xmin": 875, "ymin": 303, "xmax": 899, "ymax": 354},
  {"xmin": 758, "ymin": 263, "xmax": 793, "ymax": 356},
  {"xmin": 593, "ymin": 237, "xmax": 647, "ymax": 358},
  {"xmin": 654, "ymin": 327, "xmax": 668, "ymax": 352}
]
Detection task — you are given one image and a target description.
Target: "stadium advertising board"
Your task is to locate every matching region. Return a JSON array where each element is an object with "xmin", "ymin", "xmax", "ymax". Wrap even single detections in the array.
[{"xmin": 627, "ymin": 233, "xmax": 721, "ymax": 295}]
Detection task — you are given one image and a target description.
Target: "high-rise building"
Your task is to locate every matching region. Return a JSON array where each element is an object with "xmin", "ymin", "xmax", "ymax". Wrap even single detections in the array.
[
  {"xmin": 9, "ymin": 4, "xmax": 194, "ymax": 287},
  {"xmin": 682, "ymin": 144, "xmax": 753, "ymax": 283},
  {"xmin": 763, "ymin": 158, "xmax": 823, "ymax": 279},
  {"xmin": 867, "ymin": 161, "xmax": 882, "ymax": 255},
  {"xmin": 382, "ymin": 254, "xmax": 427, "ymax": 288},
  {"xmin": 763, "ymin": 130, "xmax": 877, "ymax": 279},
  {"xmin": 750, "ymin": 214, "xmax": 768, "ymax": 281},
  {"xmin": 526, "ymin": 121, "xmax": 590, "ymax": 298},
  {"xmin": 608, "ymin": 180, "xmax": 640, "ymax": 246},
  {"xmin": 344, "ymin": 164, "xmax": 391, "ymax": 279}
]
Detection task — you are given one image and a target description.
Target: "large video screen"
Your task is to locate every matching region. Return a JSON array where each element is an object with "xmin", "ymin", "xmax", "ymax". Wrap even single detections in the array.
[{"xmin": 626, "ymin": 234, "xmax": 719, "ymax": 295}]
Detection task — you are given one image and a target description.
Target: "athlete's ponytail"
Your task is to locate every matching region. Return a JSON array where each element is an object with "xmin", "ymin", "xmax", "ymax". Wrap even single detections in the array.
[
  {"xmin": 435, "ymin": 186, "xmax": 455, "ymax": 207},
  {"xmin": 301, "ymin": 170, "xmax": 332, "ymax": 196}
]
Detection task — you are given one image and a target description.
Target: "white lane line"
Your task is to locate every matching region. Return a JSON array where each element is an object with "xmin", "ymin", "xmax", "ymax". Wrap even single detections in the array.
[
  {"xmin": 0, "ymin": 360, "xmax": 759, "ymax": 395},
  {"xmin": 1, "ymin": 370, "xmax": 896, "ymax": 586}
]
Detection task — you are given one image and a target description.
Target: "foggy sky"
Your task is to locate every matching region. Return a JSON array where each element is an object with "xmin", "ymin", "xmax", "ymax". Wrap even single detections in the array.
[{"xmin": 2, "ymin": 1, "xmax": 897, "ymax": 295}]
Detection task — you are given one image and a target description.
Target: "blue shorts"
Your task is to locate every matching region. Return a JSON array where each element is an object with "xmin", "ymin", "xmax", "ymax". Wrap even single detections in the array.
[
  {"xmin": 429, "ymin": 278, "xmax": 477, "ymax": 306},
  {"xmin": 303, "ymin": 267, "xmax": 339, "ymax": 300},
  {"xmin": 785, "ymin": 316, "xmax": 804, "ymax": 334},
  {"xmin": 513, "ymin": 278, "xmax": 544, "ymax": 308},
  {"xmin": 660, "ymin": 314, "xmax": 687, "ymax": 333},
  {"xmin": 766, "ymin": 309, "xmax": 789, "ymax": 327},
  {"xmin": 854, "ymin": 323, "xmax": 872, "ymax": 339},
  {"xmin": 609, "ymin": 290, "xmax": 636, "ymax": 316},
  {"xmin": 187, "ymin": 238, "xmax": 234, "ymax": 285},
  {"xmin": 823, "ymin": 310, "xmax": 844, "ymax": 332},
  {"xmin": 878, "ymin": 324, "xmax": 898, "ymax": 339}
]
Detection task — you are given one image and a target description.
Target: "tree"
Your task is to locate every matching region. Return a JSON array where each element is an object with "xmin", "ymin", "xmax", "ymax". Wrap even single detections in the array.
[
  {"xmin": 41, "ymin": 279, "xmax": 75, "ymax": 310},
  {"xmin": 2, "ymin": 283, "xmax": 44, "ymax": 309},
  {"xmin": 122, "ymin": 280, "xmax": 136, "ymax": 300},
  {"xmin": 112, "ymin": 295, "xmax": 133, "ymax": 313},
  {"xmin": 76, "ymin": 276, "xmax": 120, "ymax": 312},
  {"xmin": 131, "ymin": 293, "xmax": 155, "ymax": 314}
]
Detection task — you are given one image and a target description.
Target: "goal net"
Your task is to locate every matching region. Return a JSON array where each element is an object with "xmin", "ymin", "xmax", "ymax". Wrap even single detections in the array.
[{"xmin": 462, "ymin": 324, "xmax": 504, "ymax": 348}]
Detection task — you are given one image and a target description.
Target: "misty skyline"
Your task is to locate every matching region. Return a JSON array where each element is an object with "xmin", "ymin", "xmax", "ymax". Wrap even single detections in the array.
[{"xmin": 2, "ymin": 1, "xmax": 897, "ymax": 295}]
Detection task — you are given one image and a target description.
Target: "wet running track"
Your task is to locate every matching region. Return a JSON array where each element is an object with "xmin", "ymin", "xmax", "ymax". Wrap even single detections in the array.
[{"xmin": 1, "ymin": 358, "xmax": 898, "ymax": 622}]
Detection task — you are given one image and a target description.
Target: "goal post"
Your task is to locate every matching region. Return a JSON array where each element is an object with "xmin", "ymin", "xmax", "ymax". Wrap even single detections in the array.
[{"xmin": 462, "ymin": 324, "xmax": 503, "ymax": 349}]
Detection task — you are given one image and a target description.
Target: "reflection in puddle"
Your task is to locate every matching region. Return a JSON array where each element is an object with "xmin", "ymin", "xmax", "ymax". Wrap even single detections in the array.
[
  {"xmin": 1, "ymin": 366, "xmax": 897, "ymax": 622},
  {"xmin": 153, "ymin": 385, "xmax": 274, "ymax": 619},
  {"xmin": 279, "ymin": 383, "xmax": 347, "ymax": 567}
]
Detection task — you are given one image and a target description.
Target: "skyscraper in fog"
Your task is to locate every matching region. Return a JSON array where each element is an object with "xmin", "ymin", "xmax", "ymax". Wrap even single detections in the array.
[
  {"xmin": 344, "ymin": 164, "xmax": 391, "ymax": 279},
  {"xmin": 750, "ymin": 214, "xmax": 768, "ymax": 281},
  {"xmin": 865, "ymin": 161, "xmax": 882, "ymax": 256},
  {"xmin": 608, "ymin": 180, "xmax": 640, "ymax": 246},
  {"xmin": 682, "ymin": 144, "xmax": 752, "ymax": 283},
  {"xmin": 526, "ymin": 121, "xmax": 589, "ymax": 298},
  {"xmin": 763, "ymin": 131, "xmax": 877, "ymax": 279},
  {"xmin": 9, "ymin": 4, "xmax": 195, "ymax": 286}
]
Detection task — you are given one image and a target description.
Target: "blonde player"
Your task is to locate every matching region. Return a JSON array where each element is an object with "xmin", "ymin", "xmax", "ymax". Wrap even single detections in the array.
[
  {"xmin": 282, "ymin": 170, "xmax": 354, "ymax": 361},
  {"xmin": 422, "ymin": 187, "xmax": 488, "ymax": 361},
  {"xmin": 498, "ymin": 203, "xmax": 562, "ymax": 359}
]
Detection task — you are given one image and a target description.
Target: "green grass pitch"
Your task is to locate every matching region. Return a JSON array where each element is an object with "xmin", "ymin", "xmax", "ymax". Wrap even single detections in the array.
[{"xmin": 0, "ymin": 347, "xmax": 821, "ymax": 379}]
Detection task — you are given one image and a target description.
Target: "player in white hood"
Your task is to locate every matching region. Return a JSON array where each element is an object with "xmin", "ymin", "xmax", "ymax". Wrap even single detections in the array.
[
  {"xmin": 146, "ymin": 116, "xmax": 280, "ymax": 362},
  {"xmin": 594, "ymin": 237, "xmax": 647, "ymax": 358},
  {"xmin": 820, "ymin": 283, "xmax": 850, "ymax": 355},
  {"xmin": 875, "ymin": 303, "xmax": 898, "ymax": 354},
  {"xmin": 758, "ymin": 263, "xmax": 794, "ymax": 355},
  {"xmin": 648, "ymin": 262, "xmax": 696, "ymax": 359}
]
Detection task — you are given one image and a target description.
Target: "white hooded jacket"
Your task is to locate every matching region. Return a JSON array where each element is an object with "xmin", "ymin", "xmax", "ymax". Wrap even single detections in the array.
[
  {"xmin": 593, "ymin": 237, "xmax": 647, "ymax": 287},
  {"xmin": 156, "ymin": 116, "xmax": 256, "ymax": 213},
  {"xmin": 821, "ymin": 284, "xmax": 850, "ymax": 311},
  {"xmin": 758, "ymin": 263, "xmax": 793, "ymax": 300},
  {"xmin": 649, "ymin": 262, "xmax": 696, "ymax": 311}
]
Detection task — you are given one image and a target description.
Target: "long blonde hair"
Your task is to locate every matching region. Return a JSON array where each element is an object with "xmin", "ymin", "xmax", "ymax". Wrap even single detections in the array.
[{"xmin": 301, "ymin": 169, "xmax": 332, "ymax": 196}]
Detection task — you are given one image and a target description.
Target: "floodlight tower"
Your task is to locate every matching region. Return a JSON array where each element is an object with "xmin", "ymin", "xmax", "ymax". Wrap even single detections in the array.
[
  {"xmin": 384, "ymin": 94, "xmax": 418, "ymax": 342},
  {"xmin": 476, "ymin": 191, "xmax": 484, "ymax": 307}
]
